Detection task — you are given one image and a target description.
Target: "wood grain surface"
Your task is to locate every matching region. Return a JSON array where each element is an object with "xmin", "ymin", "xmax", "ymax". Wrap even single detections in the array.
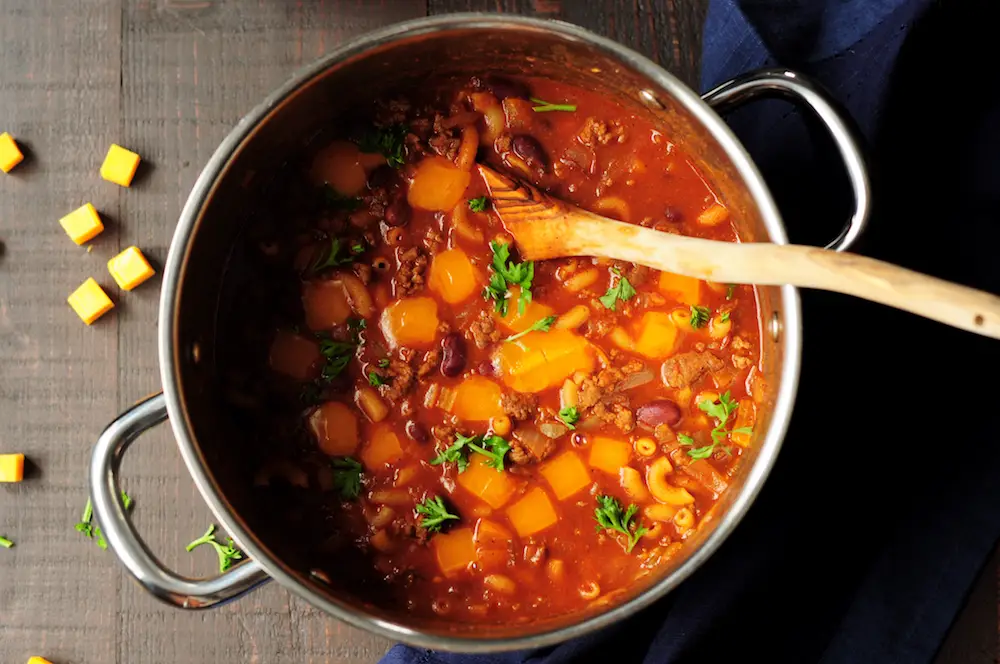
[{"xmin": 0, "ymin": 2, "xmax": 990, "ymax": 664}]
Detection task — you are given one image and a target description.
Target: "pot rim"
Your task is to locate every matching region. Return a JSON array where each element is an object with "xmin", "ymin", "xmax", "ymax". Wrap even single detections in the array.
[{"xmin": 158, "ymin": 13, "xmax": 801, "ymax": 652}]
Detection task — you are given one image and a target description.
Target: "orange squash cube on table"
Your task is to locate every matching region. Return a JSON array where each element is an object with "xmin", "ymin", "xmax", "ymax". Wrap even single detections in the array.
[
  {"xmin": 67, "ymin": 278, "xmax": 114, "ymax": 325},
  {"xmin": 59, "ymin": 203, "xmax": 104, "ymax": 245},
  {"xmin": 0, "ymin": 132, "xmax": 24, "ymax": 173},
  {"xmin": 107, "ymin": 246, "xmax": 155, "ymax": 290},
  {"xmin": 0, "ymin": 453, "xmax": 25, "ymax": 482},
  {"xmin": 100, "ymin": 143, "xmax": 141, "ymax": 187}
]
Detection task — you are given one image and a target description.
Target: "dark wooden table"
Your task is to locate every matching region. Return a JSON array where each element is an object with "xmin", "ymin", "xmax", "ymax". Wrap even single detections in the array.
[{"xmin": 0, "ymin": 2, "xmax": 992, "ymax": 663}]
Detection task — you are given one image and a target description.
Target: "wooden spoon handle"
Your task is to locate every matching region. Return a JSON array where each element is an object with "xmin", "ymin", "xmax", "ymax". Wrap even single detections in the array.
[{"xmin": 537, "ymin": 213, "xmax": 1000, "ymax": 339}]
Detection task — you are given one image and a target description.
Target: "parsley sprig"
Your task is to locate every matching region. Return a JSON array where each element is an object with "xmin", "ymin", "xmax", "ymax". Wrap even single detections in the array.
[
  {"xmin": 186, "ymin": 524, "xmax": 245, "ymax": 573},
  {"xmin": 431, "ymin": 433, "xmax": 511, "ymax": 473},
  {"xmin": 368, "ymin": 371, "xmax": 387, "ymax": 387},
  {"xmin": 558, "ymin": 406, "xmax": 580, "ymax": 430},
  {"xmin": 594, "ymin": 495, "xmax": 647, "ymax": 553},
  {"xmin": 310, "ymin": 237, "xmax": 355, "ymax": 273},
  {"xmin": 599, "ymin": 268, "xmax": 637, "ymax": 311},
  {"xmin": 0, "ymin": 535, "xmax": 13, "ymax": 549},
  {"xmin": 75, "ymin": 493, "xmax": 133, "ymax": 550},
  {"xmin": 679, "ymin": 391, "xmax": 752, "ymax": 459},
  {"xmin": 330, "ymin": 457, "xmax": 363, "ymax": 500},
  {"xmin": 415, "ymin": 496, "xmax": 459, "ymax": 533},
  {"xmin": 484, "ymin": 241, "xmax": 535, "ymax": 317},
  {"xmin": 690, "ymin": 305, "xmax": 710, "ymax": 329},
  {"xmin": 530, "ymin": 97, "xmax": 577, "ymax": 113},
  {"xmin": 504, "ymin": 315, "xmax": 556, "ymax": 343},
  {"xmin": 357, "ymin": 123, "xmax": 407, "ymax": 168},
  {"xmin": 468, "ymin": 196, "xmax": 490, "ymax": 213},
  {"xmin": 317, "ymin": 338, "xmax": 356, "ymax": 381}
]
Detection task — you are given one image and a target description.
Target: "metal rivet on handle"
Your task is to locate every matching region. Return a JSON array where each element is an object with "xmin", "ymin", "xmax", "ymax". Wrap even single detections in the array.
[{"xmin": 769, "ymin": 312, "xmax": 782, "ymax": 342}]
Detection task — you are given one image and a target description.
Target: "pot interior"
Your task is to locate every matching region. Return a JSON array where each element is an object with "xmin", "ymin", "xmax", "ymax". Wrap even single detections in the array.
[{"xmin": 167, "ymin": 18, "xmax": 792, "ymax": 646}]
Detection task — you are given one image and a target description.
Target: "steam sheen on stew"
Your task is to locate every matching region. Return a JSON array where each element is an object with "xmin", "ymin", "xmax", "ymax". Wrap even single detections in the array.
[{"xmin": 238, "ymin": 76, "xmax": 765, "ymax": 624}]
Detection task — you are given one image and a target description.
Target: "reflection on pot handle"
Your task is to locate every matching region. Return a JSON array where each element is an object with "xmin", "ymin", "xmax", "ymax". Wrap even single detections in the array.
[
  {"xmin": 702, "ymin": 68, "xmax": 871, "ymax": 253},
  {"xmin": 89, "ymin": 393, "xmax": 270, "ymax": 609}
]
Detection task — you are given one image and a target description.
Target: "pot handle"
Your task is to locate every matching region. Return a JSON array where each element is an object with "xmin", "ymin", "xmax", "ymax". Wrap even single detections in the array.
[
  {"xmin": 701, "ymin": 68, "xmax": 871, "ymax": 253},
  {"xmin": 89, "ymin": 393, "xmax": 270, "ymax": 609}
]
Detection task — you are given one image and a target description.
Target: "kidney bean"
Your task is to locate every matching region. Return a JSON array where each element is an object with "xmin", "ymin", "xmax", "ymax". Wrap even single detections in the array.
[
  {"xmin": 384, "ymin": 196, "xmax": 411, "ymax": 227},
  {"xmin": 476, "ymin": 360, "xmax": 495, "ymax": 377},
  {"xmin": 636, "ymin": 399, "xmax": 682, "ymax": 428},
  {"xmin": 512, "ymin": 135, "xmax": 548, "ymax": 173},
  {"xmin": 405, "ymin": 420, "xmax": 429, "ymax": 444},
  {"xmin": 440, "ymin": 333, "xmax": 467, "ymax": 377},
  {"xmin": 482, "ymin": 75, "xmax": 531, "ymax": 101}
]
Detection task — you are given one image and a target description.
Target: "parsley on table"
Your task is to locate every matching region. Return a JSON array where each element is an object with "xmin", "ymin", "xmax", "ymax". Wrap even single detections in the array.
[
  {"xmin": 186, "ymin": 524, "xmax": 245, "ymax": 573},
  {"xmin": 368, "ymin": 371, "xmax": 387, "ymax": 387},
  {"xmin": 430, "ymin": 433, "xmax": 511, "ymax": 473},
  {"xmin": 468, "ymin": 196, "xmax": 490, "ymax": 212},
  {"xmin": 530, "ymin": 97, "xmax": 577, "ymax": 113},
  {"xmin": 484, "ymin": 241, "xmax": 535, "ymax": 317},
  {"xmin": 726, "ymin": 284, "xmax": 737, "ymax": 300},
  {"xmin": 558, "ymin": 406, "xmax": 580, "ymax": 430},
  {"xmin": 504, "ymin": 315, "xmax": 557, "ymax": 343},
  {"xmin": 310, "ymin": 237, "xmax": 355, "ymax": 273},
  {"xmin": 76, "ymin": 492, "xmax": 133, "ymax": 550},
  {"xmin": 599, "ymin": 268, "xmax": 637, "ymax": 311},
  {"xmin": 321, "ymin": 184, "xmax": 362, "ymax": 213},
  {"xmin": 690, "ymin": 305, "xmax": 710, "ymax": 329},
  {"xmin": 0, "ymin": 535, "xmax": 13, "ymax": 549},
  {"xmin": 415, "ymin": 496, "xmax": 459, "ymax": 533},
  {"xmin": 330, "ymin": 457, "xmax": 363, "ymax": 500},
  {"xmin": 357, "ymin": 123, "xmax": 408, "ymax": 168},
  {"xmin": 594, "ymin": 495, "xmax": 648, "ymax": 553},
  {"xmin": 317, "ymin": 338, "xmax": 356, "ymax": 381}
]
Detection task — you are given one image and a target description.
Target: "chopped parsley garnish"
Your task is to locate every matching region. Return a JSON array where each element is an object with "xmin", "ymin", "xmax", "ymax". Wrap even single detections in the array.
[
  {"xmin": 330, "ymin": 457, "xmax": 363, "ymax": 500},
  {"xmin": 321, "ymin": 184, "xmax": 362, "ymax": 213},
  {"xmin": 415, "ymin": 496, "xmax": 459, "ymax": 533},
  {"xmin": 468, "ymin": 196, "xmax": 490, "ymax": 213},
  {"xmin": 484, "ymin": 241, "xmax": 535, "ymax": 317},
  {"xmin": 690, "ymin": 305, "xmax": 710, "ymax": 329},
  {"xmin": 504, "ymin": 315, "xmax": 557, "ymax": 343},
  {"xmin": 599, "ymin": 268, "xmax": 637, "ymax": 311},
  {"xmin": 310, "ymin": 237, "xmax": 355, "ymax": 273},
  {"xmin": 430, "ymin": 433, "xmax": 511, "ymax": 473},
  {"xmin": 377, "ymin": 358, "xmax": 390, "ymax": 368},
  {"xmin": 317, "ymin": 338, "xmax": 356, "ymax": 381},
  {"xmin": 720, "ymin": 311, "xmax": 731, "ymax": 323},
  {"xmin": 368, "ymin": 371, "xmax": 387, "ymax": 387},
  {"xmin": 351, "ymin": 242, "xmax": 365, "ymax": 254},
  {"xmin": 681, "ymin": 391, "xmax": 747, "ymax": 459},
  {"xmin": 0, "ymin": 536, "xmax": 13, "ymax": 549},
  {"xmin": 357, "ymin": 123, "xmax": 408, "ymax": 168},
  {"xmin": 594, "ymin": 495, "xmax": 647, "ymax": 553},
  {"xmin": 530, "ymin": 97, "xmax": 577, "ymax": 113},
  {"xmin": 76, "ymin": 492, "xmax": 133, "ymax": 549},
  {"xmin": 348, "ymin": 316, "xmax": 367, "ymax": 333},
  {"xmin": 726, "ymin": 284, "xmax": 736, "ymax": 300},
  {"xmin": 186, "ymin": 524, "xmax": 245, "ymax": 572},
  {"xmin": 558, "ymin": 405, "xmax": 580, "ymax": 430}
]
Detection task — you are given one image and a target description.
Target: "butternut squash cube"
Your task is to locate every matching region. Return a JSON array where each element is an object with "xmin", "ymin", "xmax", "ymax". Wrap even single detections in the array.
[
  {"xmin": 0, "ymin": 132, "xmax": 24, "ymax": 173},
  {"xmin": 731, "ymin": 398, "xmax": 755, "ymax": 447},
  {"xmin": 429, "ymin": 248, "xmax": 480, "ymax": 304},
  {"xmin": 457, "ymin": 455, "xmax": 517, "ymax": 508},
  {"xmin": 361, "ymin": 424, "xmax": 405, "ymax": 470},
  {"xmin": 658, "ymin": 272, "xmax": 702, "ymax": 306},
  {"xmin": 107, "ymin": 246, "xmax": 155, "ymax": 290},
  {"xmin": 302, "ymin": 279, "xmax": 352, "ymax": 331},
  {"xmin": 449, "ymin": 376, "xmax": 504, "ymax": 421},
  {"xmin": 433, "ymin": 527, "xmax": 476, "ymax": 576},
  {"xmin": 540, "ymin": 451, "xmax": 592, "ymax": 500},
  {"xmin": 633, "ymin": 311, "xmax": 679, "ymax": 359},
  {"xmin": 474, "ymin": 518, "xmax": 513, "ymax": 572},
  {"xmin": 59, "ymin": 203, "xmax": 105, "ymax": 245},
  {"xmin": 495, "ymin": 328, "xmax": 595, "ymax": 393},
  {"xmin": 492, "ymin": 286, "xmax": 555, "ymax": 333},
  {"xmin": 506, "ymin": 487, "xmax": 558, "ymax": 537},
  {"xmin": 100, "ymin": 143, "xmax": 141, "ymax": 187},
  {"xmin": 67, "ymin": 278, "xmax": 114, "ymax": 325},
  {"xmin": 308, "ymin": 401, "xmax": 359, "ymax": 456},
  {"xmin": 380, "ymin": 297, "xmax": 440, "ymax": 349},
  {"xmin": 268, "ymin": 330, "xmax": 320, "ymax": 380},
  {"xmin": 407, "ymin": 156, "xmax": 472, "ymax": 211},
  {"xmin": 588, "ymin": 436, "xmax": 631, "ymax": 475},
  {"xmin": 309, "ymin": 140, "xmax": 367, "ymax": 196},
  {"xmin": 0, "ymin": 453, "xmax": 25, "ymax": 482},
  {"xmin": 28, "ymin": 658, "xmax": 54, "ymax": 664}
]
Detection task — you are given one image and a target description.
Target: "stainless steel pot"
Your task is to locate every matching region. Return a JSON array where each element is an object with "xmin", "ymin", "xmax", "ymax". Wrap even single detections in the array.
[{"xmin": 90, "ymin": 14, "xmax": 869, "ymax": 652}]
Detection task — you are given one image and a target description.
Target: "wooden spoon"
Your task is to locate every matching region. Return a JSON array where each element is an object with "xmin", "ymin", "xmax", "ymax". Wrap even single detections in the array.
[{"xmin": 478, "ymin": 164, "xmax": 1000, "ymax": 340}]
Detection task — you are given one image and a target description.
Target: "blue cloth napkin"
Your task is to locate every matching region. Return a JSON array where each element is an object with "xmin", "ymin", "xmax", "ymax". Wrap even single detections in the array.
[{"xmin": 384, "ymin": 1, "xmax": 1000, "ymax": 662}]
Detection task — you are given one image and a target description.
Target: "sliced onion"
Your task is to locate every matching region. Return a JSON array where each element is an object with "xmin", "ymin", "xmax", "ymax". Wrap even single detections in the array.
[
  {"xmin": 577, "ymin": 417, "xmax": 603, "ymax": 431},
  {"xmin": 538, "ymin": 422, "xmax": 569, "ymax": 439},
  {"xmin": 616, "ymin": 368, "xmax": 654, "ymax": 392}
]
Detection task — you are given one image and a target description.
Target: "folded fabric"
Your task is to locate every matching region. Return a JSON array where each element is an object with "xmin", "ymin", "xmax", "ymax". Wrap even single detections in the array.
[{"xmin": 384, "ymin": 1, "xmax": 1000, "ymax": 662}]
